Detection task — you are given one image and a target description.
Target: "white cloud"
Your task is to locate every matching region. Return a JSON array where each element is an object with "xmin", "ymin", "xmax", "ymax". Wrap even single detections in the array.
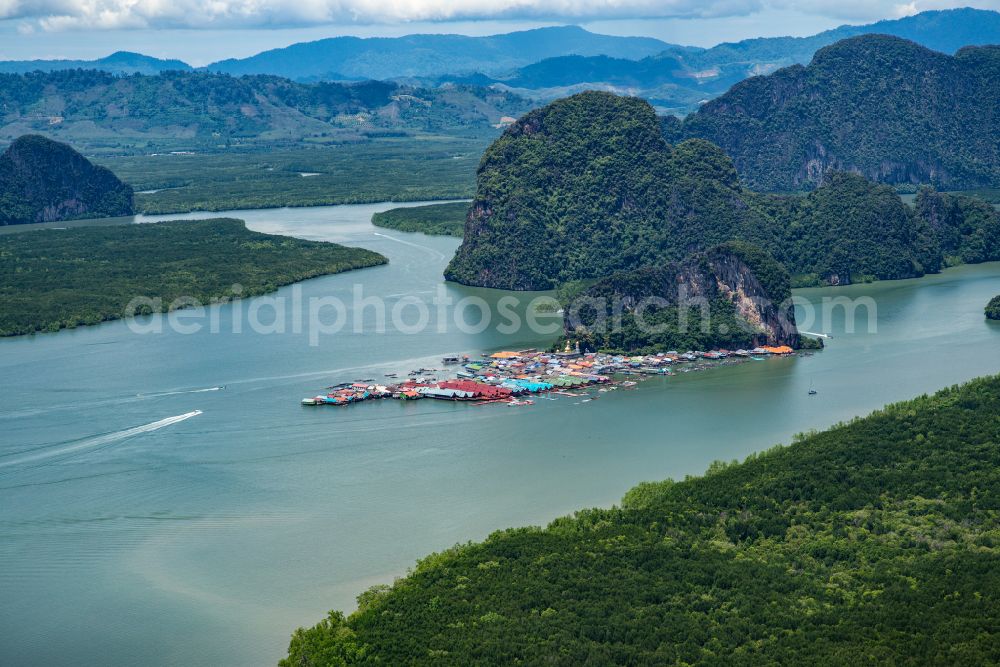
[
  {"xmin": 2, "ymin": 0, "xmax": 765, "ymax": 29},
  {"xmin": 1, "ymin": 0, "xmax": 997, "ymax": 31}
]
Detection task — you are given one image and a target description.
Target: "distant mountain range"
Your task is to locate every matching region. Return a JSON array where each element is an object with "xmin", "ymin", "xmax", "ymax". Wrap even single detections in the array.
[
  {"xmin": 0, "ymin": 51, "xmax": 192, "ymax": 76},
  {"xmin": 0, "ymin": 71, "xmax": 532, "ymax": 151},
  {"xmin": 455, "ymin": 8, "xmax": 1000, "ymax": 110},
  {"xmin": 205, "ymin": 26, "xmax": 676, "ymax": 81},
  {"xmin": 3, "ymin": 8, "xmax": 998, "ymax": 110}
]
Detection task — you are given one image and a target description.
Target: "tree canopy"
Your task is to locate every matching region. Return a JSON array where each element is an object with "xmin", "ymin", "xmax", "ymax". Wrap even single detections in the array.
[
  {"xmin": 445, "ymin": 91, "xmax": 1000, "ymax": 291},
  {"xmin": 283, "ymin": 374, "xmax": 1000, "ymax": 665},
  {"xmin": 0, "ymin": 218, "xmax": 386, "ymax": 335},
  {"xmin": 681, "ymin": 35, "xmax": 1000, "ymax": 191}
]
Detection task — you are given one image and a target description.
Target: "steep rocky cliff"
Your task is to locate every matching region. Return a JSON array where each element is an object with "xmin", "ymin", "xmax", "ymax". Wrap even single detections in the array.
[
  {"xmin": 564, "ymin": 243, "xmax": 800, "ymax": 353},
  {"xmin": 0, "ymin": 135, "xmax": 133, "ymax": 225},
  {"xmin": 681, "ymin": 35, "xmax": 1000, "ymax": 191},
  {"xmin": 445, "ymin": 91, "xmax": 950, "ymax": 291},
  {"xmin": 444, "ymin": 92, "xmax": 772, "ymax": 290}
]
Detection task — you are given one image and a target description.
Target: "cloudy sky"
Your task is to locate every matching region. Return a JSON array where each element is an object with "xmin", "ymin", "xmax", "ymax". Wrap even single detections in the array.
[{"xmin": 0, "ymin": 0, "xmax": 997, "ymax": 64}]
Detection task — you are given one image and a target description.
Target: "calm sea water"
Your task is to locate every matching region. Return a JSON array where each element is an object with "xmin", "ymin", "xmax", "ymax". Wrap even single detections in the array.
[{"xmin": 2, "ymin": 202, "xmax": 999, "ymax": 666}]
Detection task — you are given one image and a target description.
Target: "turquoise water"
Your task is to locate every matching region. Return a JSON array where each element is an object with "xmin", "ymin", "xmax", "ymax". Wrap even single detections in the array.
[{"xmin": 1, "ymin": 202, "xmax": 999, "ymax": 666}]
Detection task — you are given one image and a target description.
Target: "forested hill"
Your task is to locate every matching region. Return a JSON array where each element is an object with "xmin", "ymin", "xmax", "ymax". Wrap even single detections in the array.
[
  {"xmin": 445, "ymin": 92, "xmax": 998, "ymax": 290},
  {"xmin": 677, "ymin": 35, "xmax": 1000, "ymax": 191},
  {"xmin": 0, "ymin": 135, "xmax": 133, "ymax": 225},
  {"xmin": 0, "ymin": 70, "xmax": 532, "ymax": 151},
  {"xmin": 444, "ymin": 92, "xmax": 771, "ymax": 290},
  {"xmin": 283, "ymin": 374, "xmax": 1000, "ymax": 665}
]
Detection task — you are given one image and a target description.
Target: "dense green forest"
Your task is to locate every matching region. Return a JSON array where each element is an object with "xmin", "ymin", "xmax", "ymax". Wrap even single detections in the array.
[
  {"xmin": 371, "ymin": 202, "xmax": 469, "ymax": 236},
  {"xmin": 0, "ymin": 69, "xmax": 530, "ymax": 152},
  {"xmin": 0, "ymin": 219, "xmax": 385, "ymax": 335},
  {"xmin": 987, "ymin": 295, "xmax": 1000, "ymax": 320},
  {"xmin": 752, "ymin": 173, "xmax": 944, "ymax": 287},
  {"xmin": 99, "ymin": 139, "xmax": 486, "ymax": 213},
  {"xmin": 0, "ymin": 135, "xmax": 133, "ymax": 225},
  {"xmin": 445, "ymin": 92, "xmax": 1000, "ymax": 291},
  {"xmin": 678, "ymin": 35, "xmax": 1000, "ymax": 191},
  {"xmin": 915, "ymin": 188, "xmax": 1000, "ymax": 267},
  {"xmin": 564, "ymin": 243, "xmax": 800, "ymax": 353},
  {"xmin": 283, "ymin": 374, "xmax": 1000, "ymax": 665},
  {"xmin": 445, "ymin": 93, "xmax": 773, "ymax": 290}
]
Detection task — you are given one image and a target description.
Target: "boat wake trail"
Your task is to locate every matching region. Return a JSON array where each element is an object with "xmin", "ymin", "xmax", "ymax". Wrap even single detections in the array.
[
  {"xmin": 0, "ymin": 411, "xmax": 203, "ymax": 469},
  {"xmin": 138, "ymin": 387, "xmax": 223, "ymax": 398}
]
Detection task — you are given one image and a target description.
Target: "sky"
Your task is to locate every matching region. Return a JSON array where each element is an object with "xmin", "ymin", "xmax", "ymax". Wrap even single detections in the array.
[{"xmin": 0, "ymin": 0, "xmax": 998, "ymax": 65}]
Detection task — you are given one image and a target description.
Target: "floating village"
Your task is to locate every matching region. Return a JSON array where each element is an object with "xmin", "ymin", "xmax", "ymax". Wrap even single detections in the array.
[{"xmin": 301, "ymin": 343, "xmax": 800, "ymax": 408}]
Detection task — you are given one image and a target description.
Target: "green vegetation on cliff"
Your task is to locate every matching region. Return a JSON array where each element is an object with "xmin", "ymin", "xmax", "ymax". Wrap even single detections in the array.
[
  {"xmin": 987, "ymin": 295, "xmax": 1000, "ymax": 320},
  {"xmin": 915, "ymin": 188, "xmax": 1000, "ymax": 267},
  {"xmin": 0, "ymin": 219, "xmax": 386, "ymax": 336},
  {"xmin": 681, "ymin": 35, "xmax": 1000, "ymax": 191},
  {"xmin": 564, "ymin": 243, "xmax": 799, "ymax": 354},
  {"xmin": 0, "ymin": 135, "xmax": 133, "ymax": 225},
  {"xmin": 283, "ymin": 374, "xmax": 1000, "ymax": 665},
  {"xmin": 445, "ymin": 92, "xmax": 993, "ymax": 290},
  {"xmin": 445, "ymin": 92, "xmax": 772, "ymax": 290},
  {"xmin": 371, "ymin": 202, "xmax": 469, "ymax": 236},
  {"xmin": 754, "ymin": 173, "xmax": 943, "ymax": 286}
]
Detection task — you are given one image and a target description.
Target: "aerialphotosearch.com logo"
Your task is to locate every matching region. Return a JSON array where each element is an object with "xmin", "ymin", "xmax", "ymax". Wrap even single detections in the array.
[{"xmin": 123, "ymin": 283, "xmax": 879, "ymax": 345}]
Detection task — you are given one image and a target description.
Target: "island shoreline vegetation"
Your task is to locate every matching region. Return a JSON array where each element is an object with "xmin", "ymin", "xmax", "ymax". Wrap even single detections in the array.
[
  {"xmin": 987, "ymin": 295, "xmax": 1000, "ymax": 320},
  {"xmin": 283, "ymin": 374, "xmax": 1000, "ymax": 665},
  {"xmin": 371, "ymin": 202, "xmax": 470, "ymax": 237},
  {"xmin": 0, "ymin": 218, "xmax": 386, "ymax": 336}
]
